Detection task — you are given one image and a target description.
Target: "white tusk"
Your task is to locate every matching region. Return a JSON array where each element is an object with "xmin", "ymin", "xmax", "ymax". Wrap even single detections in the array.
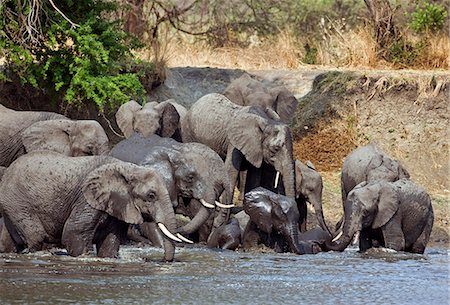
[
  {"xmin": 176, "ymin": 233, "xmax": 194, "ymax": 244},
  {"xmin": 332, "ymin": 230, "xmax": 343, "ymax": 242},
  {"xmin": 215, "ymin": 201, "xmax": 235, "ymax": 209},
  {"xmin": 352, "ymin": 231, "xmax": 360, "ymax": 245},
  {"xmin": 274, "ymin": 171, "xmax": 280, "ymax": 189},
  {"xmin": 158, "ymin": 223, "xmax": 182, "ymax": 242},
  {"xmin": 200, "ymin": 199, "xmax": 215, "ymax": 209}
]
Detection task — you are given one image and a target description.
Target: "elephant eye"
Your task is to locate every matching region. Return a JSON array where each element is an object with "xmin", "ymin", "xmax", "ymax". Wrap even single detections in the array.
[
  {"xmin": 146, "ymin": 191, "xmax": 157, "ymax": 201},
  {"xmin": 186, "ymin": 174, "xmax": 195, "ymax": 183}
]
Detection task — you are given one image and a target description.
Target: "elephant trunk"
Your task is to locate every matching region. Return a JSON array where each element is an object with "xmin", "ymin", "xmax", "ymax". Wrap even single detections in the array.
[
  {"xmin": 285, "ymin": 223, "xmax": 304, "ymax": 254},
  {"xmin": 324, "ymin": 205, "xmax": 359, "ymax": 252},
  {"xmin": 178, "ymin": 200, "xmax": 213, "ymax": 235},
  {"xmin": 310, "ymin": 196, "xmax": 332, "ymax": 236},
  {"xmin": 154, "ymin": 193, "xmax": 178, "ymax": 262},
  {"xmin": 275, "ymin": 151, "xmax": 295, "ymax": 199}
]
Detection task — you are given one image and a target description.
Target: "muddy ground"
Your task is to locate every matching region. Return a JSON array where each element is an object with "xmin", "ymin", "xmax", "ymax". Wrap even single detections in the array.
[{"xmin": 1, "ymin": 67, "xmax": 448, "ymax": 245}]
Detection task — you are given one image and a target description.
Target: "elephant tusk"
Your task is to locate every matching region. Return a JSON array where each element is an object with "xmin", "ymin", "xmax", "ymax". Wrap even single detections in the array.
[
  {"xmin": 158, "ymin": 223, "xmax": 182, "ymax": 242},
  {"xmin": 274, "ymin": 171, "xmax": 280, "ymax": 189},
  {"xmin": 200, "ymin": 199, "xmax": 215, "ymax": 209},
  {"xmin": 352, "ymin": 231, "xmax": 360, "ymax": 245},
  {"xmin": 176, "ymin": 233, "xmax": 194, "ymax": 244},
  {"xmin": 215, "ymin": 201, "xmax": 235, "ymax": 209},
  {"xmin": 332, "ymin": 230, "xmax": 343, "ymax": 242}
]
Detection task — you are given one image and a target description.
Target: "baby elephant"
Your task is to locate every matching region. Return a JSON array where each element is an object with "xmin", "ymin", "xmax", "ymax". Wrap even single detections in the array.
[
  {"xmin": 243, "ymin": 187, "xmax": 331, "ymax": 254},
  {"xmin": 207, "ymin": 218, "xmax": 242, "ymax": 250},
  {"xmin": 326, "ymin": 179, "xmax": 434, "ymax": 254},
  {"xmin": 0, "ymin": 151, "xmax": 183, "ymax": 261}
]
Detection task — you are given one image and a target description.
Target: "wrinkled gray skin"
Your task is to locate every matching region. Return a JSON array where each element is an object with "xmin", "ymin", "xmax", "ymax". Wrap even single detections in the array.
[
  {"xmin": 183, "ymin": 93, "xmax": 296, "ymax": 202},
  {"xmin": 223, "ymin": 73, "xmax": 299, "ymax": 124},
  {"xmin": 0, "ymin": 105, "xmax": 109, "ymax": 167},
  {"xmin": 336, "ymin": 143, "xmax": 410, "ymax": 232},
  {"xmin": 325, "ymin": 179, "xmax": 434, "ymax": 254},
  {"xmin": 242, "ymin": 187, "xmax": 331, "ymax": 254},
  {"xmin": 116, "ymin": 99, "xmax": 187, "ymax": 142},
  {"xmin": 0, "ymin": 151, "xmax": 178, "ymax": 261},
  {"xmin": 110, "ymin": 133, "xmax": 231, "ymax": 237},
  {"xmin": 262, "ymin": 160, "xmax": 331, "ymax": 235},
  {"xmin": 206, "ymin": 218, "xmax": 242, "ymax": 250}
]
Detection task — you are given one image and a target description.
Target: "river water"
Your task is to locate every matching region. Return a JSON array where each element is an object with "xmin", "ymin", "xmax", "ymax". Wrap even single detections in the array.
[{"xmin": 0, "ymin": 245, "xmax": 448, "ymax": 304}]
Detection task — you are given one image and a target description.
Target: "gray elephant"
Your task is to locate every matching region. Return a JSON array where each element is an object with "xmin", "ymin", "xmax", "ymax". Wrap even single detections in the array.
[
  {"xmin": 223, "ymin": 73, "xmax": 298, "ymax": 124},
  {"xmin": 0, "ymin": 151, "xmax": 184, "ymax": 260},
  {"xmin": 206, "ymin": 218, "xmax": 242, "ymax": 250},
  {"xmin": 115, "ymin": 99, "xmax": 187, "ymax": 141},
  {"xmin": 341, "ymin": 143, "xmax": 410, "ymax": 204},
  {"xmin": 183, "ymin": 93, "xmax": 296, "ymax": 201},
  {"xmin": 0, "ymin": 104, "xmax": 109, "ymax": 166},
  {"xmin": 325, "ymin": 179, "xmax": 434, "ymax": 254},
  {"xmin": 110, "ymin": 133, "xmax": 233, "ymax": 238},
  {"xmin": 243, "ymin": 187, "xmax": 331, "ymax": 254}
]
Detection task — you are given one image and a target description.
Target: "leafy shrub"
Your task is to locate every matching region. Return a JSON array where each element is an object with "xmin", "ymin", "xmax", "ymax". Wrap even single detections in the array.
[
  {"xmin": 0, "ymin": 0, "xmax": 148, "ymax": 111},
  {"xmin": 409, "ymin": 2, "xmax": 448, "ymax": 33}
]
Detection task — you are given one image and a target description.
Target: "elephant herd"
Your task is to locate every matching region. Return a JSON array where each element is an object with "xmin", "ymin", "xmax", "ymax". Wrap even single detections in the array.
[{"xmin": 0, "ymin": 74, "xmax": 434, "ymax": 262}]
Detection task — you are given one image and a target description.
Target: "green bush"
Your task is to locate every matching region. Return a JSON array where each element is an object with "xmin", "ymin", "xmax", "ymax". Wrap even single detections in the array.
[
  {"xmin": 0, "ymin": 0, "xmax": 147, "ymax": 111},
  {"xmin": 409, "ymin": 2, "xmax": 448, "ymax": 33}
]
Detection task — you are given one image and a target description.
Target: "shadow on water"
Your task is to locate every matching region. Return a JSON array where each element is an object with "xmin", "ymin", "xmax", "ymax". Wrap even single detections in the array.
[{"xmin": 0, "ymin": 245, "xmax": 448, "ymax": 305}]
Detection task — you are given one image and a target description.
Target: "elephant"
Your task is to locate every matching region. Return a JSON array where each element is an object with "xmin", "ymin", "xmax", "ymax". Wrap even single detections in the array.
[
  {"xmin": 341, "ymin": 143, "xmax": 410, "ymax": 204},
  {"xmin": 223, "ymin": 73, "xmax": 298, "ymax": 124},
  {"xmin": 336, "ymin": 143, "xmax": 410, "ymax": 232},
  {"xmin": 183, "ymin": 93, "xmax": 296, "ymax": 202},
  {"xmin": 0, "ymin": 166, "xmax": 5, "ymax": 180},
  {"xmin": 260, "ymin": 160, "xmax": 331, "ymax": 234},
  {"xmin": 242, "ymin": 187, "xmax": 331, "ymax": 254},
  {"xmin": 0, "ymin": 104, "xmax": 109, "ymax": 166},
  {"xmin": 206, "ymin": 218, "xmax": 242, "ymax": 250},
  {"xmin": 0, "ymin": 151, "xmax": 184, "ymax": 260},
  {"xmin": 115, "ymin": 99, "xmax": 187, "ymax": 141},
  {"xmin": 325, "ymin": 179, "xmax": 434, "ymax": 254},
  {"xmin": 110, "ymin": 133, "xmax": 233, "ymax": 239}
]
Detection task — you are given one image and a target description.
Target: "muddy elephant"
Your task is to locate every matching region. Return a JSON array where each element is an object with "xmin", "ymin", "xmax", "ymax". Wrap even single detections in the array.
[
  {"xmin": 0, "ymin": 151, "xmax": 183, "ymax": 260},
  {"xmin": 223, "ymin": 73, "xmax": 298, "ymax": 123},
  {"xmin": 183, "ymin": 93, "xmax": 296, "ymax": 201},
  {"xmin": 326, "ymin": 179, "xmax": 434, "ymax": 254},
  {"xmin": 116, "ymin": 99, "xmax": 187, "ymax": 141},
  {"xmin": 0, "ymin": 105, "xmax": 109, "ymax": 166},
  {"xmin": 110, "ymin": 133, "xmax": 233, "ymax": 238},
  {"xmin": 242, "ymin": 187, "xmax": 331, "ymax": 254},
  {"xmin": 206, "ymin": 218, "xmax": 242, "ymax": 250}
]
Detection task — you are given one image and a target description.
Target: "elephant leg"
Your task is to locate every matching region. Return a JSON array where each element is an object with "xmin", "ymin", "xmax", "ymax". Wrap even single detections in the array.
[
  {"xmin": 410, "ymin": 213, "xmax": 433, "ymax": 254},
  {"xmin": 0, "ymin": 221, "xmax": 17, "ymax": 253},
  {"xmin": 127, "ymin": 225, "xmax": 152, "ymax": 245},
  {"xmin": 242, "ymin": 222, "xmax": 260, "ymax": 249},
  {"xmin": 296, "ymin": 198, "xmax": 307, "ymax": 233},
  {"xmin": 95, "ymin": 219, "xmax": 127, "ymax": 258},
  {"xmin": 62, "ymin": 204, "xmax": 103, "ymax": 257},
  {"xmin": 244, "ymin": 166, "xmax": 262, "ymax": 194},
  {"xmin": 238, "ymin": 170, "xmax": 247, "ymax": 201},
  {"xmin": 140, "ymin": 222, "xmax": 164, "ymax": 247},
  {"xmin": 381, "ymin": 218, "xmax": 405, "ymax": 251},
  {"xmin": 358, "ymin": 228, "xmax": 373, "ymax": 252},
  {"xmin": 225, "ymin": 147, "xmax": 243, "ymax": 200},
  {"xmin": 12, "ymin": 213, "xmax": 46, "ymax": 252}
]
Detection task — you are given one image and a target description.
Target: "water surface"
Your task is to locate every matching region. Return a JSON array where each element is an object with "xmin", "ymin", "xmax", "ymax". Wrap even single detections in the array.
[{"xmin": 0, "ymin": 245, "xmax": 448, "ymax": 304}]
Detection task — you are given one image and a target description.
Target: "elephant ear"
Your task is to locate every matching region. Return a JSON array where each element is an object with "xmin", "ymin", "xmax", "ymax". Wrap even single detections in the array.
[
  {"xmin": 270, "ymin": 86, "xmax": 299, "ymax": 123},
  {"xmin": 82, "ymin": 162, "xmax": 145, "ymax": 224},
  {"xmin": 155, "ymin": 101, "xmax": 180, "ymax": 138},
  {"xmin": 244, "ymin": 197, "xmax": 273, "ymax": 234},
  {"xmin": 228, "ymin": 111, "xmax": 264, "ymax": 168},
  {"xmin": 116, "ymin": 100, "xmax": 142, "ymax": 138},
  {"xmin": 22, "ymin": 120, "xmax": 73, "ymax": 155},
  {"xmin": 372, "ymin": 182, "xmax": 399, "ymax": 229}
]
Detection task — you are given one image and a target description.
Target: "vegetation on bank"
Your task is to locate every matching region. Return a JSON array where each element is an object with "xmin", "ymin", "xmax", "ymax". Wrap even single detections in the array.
[{"xmin": 0, "ymin": 0, "xmax": 448, "ymax": 111}]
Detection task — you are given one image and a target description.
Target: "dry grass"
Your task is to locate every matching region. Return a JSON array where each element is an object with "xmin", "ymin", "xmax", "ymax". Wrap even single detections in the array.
[{"xmin": 146, "ymin": 26, "xmax": 449, "ymax": 70}]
